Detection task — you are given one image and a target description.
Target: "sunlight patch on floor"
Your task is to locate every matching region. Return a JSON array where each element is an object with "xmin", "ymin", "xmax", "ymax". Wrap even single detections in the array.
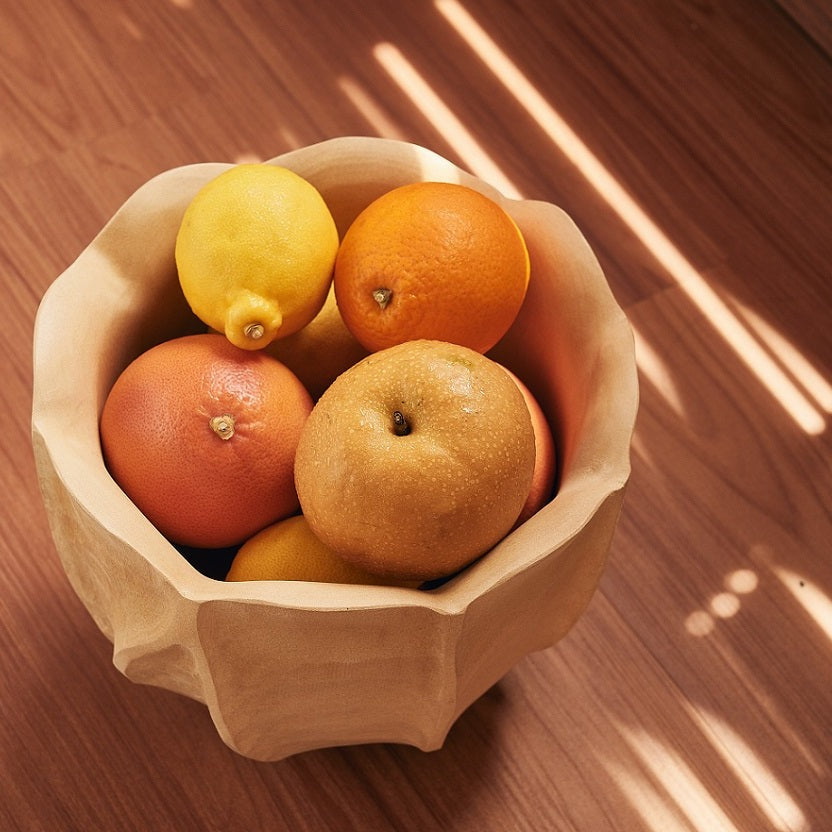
[
  {"xmin": 685, "ymin": 568, "xmax": 761, "ymax": 636},
  {"xmin": 337, "ymin": 76, "xmax": 408, "ymax": 140},
  {"xmin": 277, "ymin": 125, "xmax": 302, "ymax": 150},
  {"xmin": 749, "ymin": 542, "xmax": 832, "ymax": 644},
  {"xmin": 619, "ymin": 726, "xmax": 742, "ymax": 831},
  {"xmin": 684, "ymin": 705, "xmax": 807, "ymax": 831},
  {"xmin": 684, "ymin": 609, "xmax": 716, "ymax": 637},
  {"xmin": 725, "ymin": 568, "xmax": 758, "ymax": 594},
  {"xmin": 632, "ymin": 322, "xmax": 686, "ymax": 417},
  {"xmin": 709, "ymin": 592, "xmax": 741, "ymax": 618},
  {"xmin": 773, "ymin": 565, "xmax": 832, "ymax": 643},
  {"xmin": 373, "ymin": 42, "xmax": 522, "ymax": 199},
  {"xmin": 436, "ymin": 0, "xmax": 827, "ymax": 435},
  {"xmin": 733, "ymin": 296, "xmax": 832, "ymax": 414},
  {"xmin": 628, "ymin": 431, "xmax": 657, "ymax": 471},
  {"xmin": 117, "ymin": 12, "xmax": 143, "ymax": 40},
  {"xmin": 675, "ymin": 279, "xmax": 826, "ymax": 434},
  {"xmin": 597, "ymin": 754, "xmax": 694, "ymax": 832}
]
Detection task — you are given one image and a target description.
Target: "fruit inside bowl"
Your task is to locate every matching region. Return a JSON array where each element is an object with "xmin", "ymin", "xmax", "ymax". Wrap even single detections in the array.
[{"xmin": 31, "ymin": 136, "xmax": 638, "ymax": 761}]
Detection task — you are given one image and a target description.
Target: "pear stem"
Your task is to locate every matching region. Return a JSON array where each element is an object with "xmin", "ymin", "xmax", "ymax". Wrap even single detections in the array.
[{"xmin": 392, "ymin": 410, "xmax": 410, "ymax": 436}]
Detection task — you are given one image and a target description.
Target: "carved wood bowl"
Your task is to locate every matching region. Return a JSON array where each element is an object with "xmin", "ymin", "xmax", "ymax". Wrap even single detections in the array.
[{"xmin": 32, "ymin": 137, "xmax": 638, "ymax": 761}]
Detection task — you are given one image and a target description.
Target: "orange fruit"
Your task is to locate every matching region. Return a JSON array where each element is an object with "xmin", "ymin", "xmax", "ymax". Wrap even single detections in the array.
[
  {"xmin": 226, "ymin": 515, "xmax": 417, "ymax": 587},
  {"xmin": 100, "ymin": 333, "xmax": 313, "ymax": 548},
  {"xmin": 333, "ymin": 182, "xmax": 530, "ymax": 354},
  {"xmin": 502, "ymin": 368, "xmax": 558, "ymax": 527},
  {"xmin": 265, "ymin": 284, "xmax": 369, "ymax": 400},
  {"xmin": 294, "ymin": 340, "xmax": 536, "ymax": 581}
]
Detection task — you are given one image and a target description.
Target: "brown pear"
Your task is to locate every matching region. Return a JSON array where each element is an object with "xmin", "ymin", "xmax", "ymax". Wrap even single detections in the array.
[{"xmin": 294, "ymin": 339, "xmax": 536, "ymax": 581}]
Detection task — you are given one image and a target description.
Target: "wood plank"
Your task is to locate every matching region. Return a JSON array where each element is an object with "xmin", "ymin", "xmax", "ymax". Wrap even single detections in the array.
[{"xmin": 775, "ymin": 0, "xmax": 832, "ymax": 56}]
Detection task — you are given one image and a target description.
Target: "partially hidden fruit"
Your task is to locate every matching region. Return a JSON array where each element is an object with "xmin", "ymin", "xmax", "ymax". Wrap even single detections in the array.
[
  {"xmin": 502, "ymin": 368, "xmax": 558, "ymax": 527},
  {"xmin": 294, "ymin": 339, "xmax": 536, "ymax": 581},
  {"xmin": 266, "ymin": 283, "xmax": 369, "ymax": 400},
  {"xmin": 334, "ymin": 181, "xmax": 530, "ymax": 354},
  {"xmin": 226, "ymin": 515, "xmax": 417, "ymax": 587},
  {"xmin": 100, "ymin": 333, "xmax": 312, "ymax": 548},
  {"xmin": 175, "ymin": 164, "xmax": 339, "ymax": 351}
]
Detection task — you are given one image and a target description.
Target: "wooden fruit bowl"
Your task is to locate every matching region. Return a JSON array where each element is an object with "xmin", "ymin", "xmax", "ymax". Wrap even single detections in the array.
[{"xmin": 31, "ymin": 137, "xmax": 638, "ymax": 761}]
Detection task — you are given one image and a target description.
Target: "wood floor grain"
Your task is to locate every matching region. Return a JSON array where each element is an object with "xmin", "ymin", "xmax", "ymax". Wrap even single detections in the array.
[{"xmin": 2, "ymin": 1, "xmax": 831, "ymax": 829}]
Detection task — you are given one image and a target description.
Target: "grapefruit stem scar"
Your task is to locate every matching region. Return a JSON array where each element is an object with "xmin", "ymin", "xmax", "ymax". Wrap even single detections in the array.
[{"xmin": 210, "ymin": 414, "xmax": 236, "ymax": 440}]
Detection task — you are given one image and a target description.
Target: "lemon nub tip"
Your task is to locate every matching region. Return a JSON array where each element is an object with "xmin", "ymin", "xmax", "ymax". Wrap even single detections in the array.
[
  {"xmin": 224, "ymin": 318, "xmax": 280, "ymax": 350},
  {"xmin": 244, "ymin": 322, "xmax": 265, "ymax": 340}
]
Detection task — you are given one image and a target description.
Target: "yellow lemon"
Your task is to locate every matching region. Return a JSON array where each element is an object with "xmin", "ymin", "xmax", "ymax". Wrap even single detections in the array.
[
  {"xmin": 176, "ymin": 164, "xmax": 339, "ymax": 350},
  {"xmin": 226, "ymin": 515, "xmax": 418, "ymax": 587}
]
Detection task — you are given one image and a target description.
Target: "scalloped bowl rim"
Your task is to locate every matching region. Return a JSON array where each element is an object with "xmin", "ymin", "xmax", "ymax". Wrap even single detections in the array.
[{"xmin": 32, "ymin": 136, "xmax": 638, "ymax": 618}]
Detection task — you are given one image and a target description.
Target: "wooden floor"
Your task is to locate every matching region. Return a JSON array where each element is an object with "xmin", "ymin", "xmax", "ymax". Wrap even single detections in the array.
[{"xmin": 3, "ymin": 1, "xmax": 831, "ymax": 829}]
